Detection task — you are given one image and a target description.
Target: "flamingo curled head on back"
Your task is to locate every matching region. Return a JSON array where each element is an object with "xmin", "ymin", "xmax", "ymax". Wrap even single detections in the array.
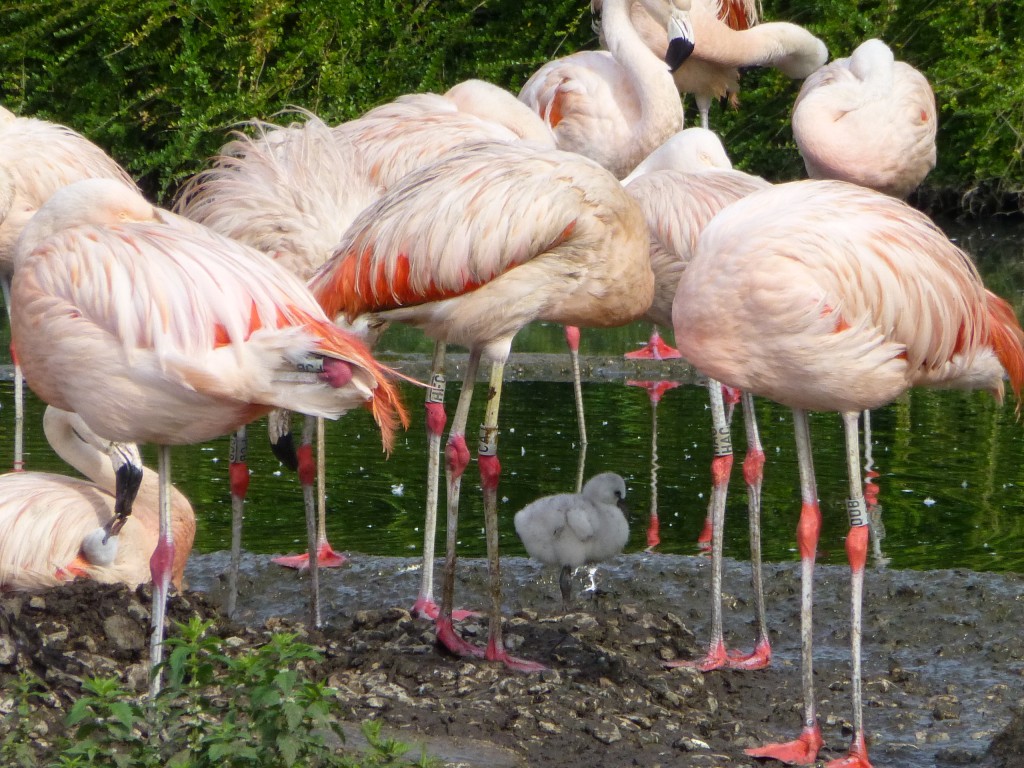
[
  {"xmin": 672, "ymin": 178, "xmax": 1024, "ymax": 767},
  {"xmin": 10, "ymin": 178, "xmax": 408, "ymax": 693},
  {"xmin": 792, "ymin": 38, "xmax": 937, "ymax": 199}
]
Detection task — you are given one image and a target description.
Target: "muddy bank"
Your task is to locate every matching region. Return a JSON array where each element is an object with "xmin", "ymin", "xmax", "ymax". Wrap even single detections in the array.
[{"xmin": 2, "ymin": 552, "xmax": 1022, "ymax": 766}]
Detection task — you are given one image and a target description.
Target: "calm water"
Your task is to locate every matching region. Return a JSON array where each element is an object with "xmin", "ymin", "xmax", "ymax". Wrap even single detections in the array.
[{"xmin": 1, "ymin": 216, "xmax": 1023, "ymax": 574}]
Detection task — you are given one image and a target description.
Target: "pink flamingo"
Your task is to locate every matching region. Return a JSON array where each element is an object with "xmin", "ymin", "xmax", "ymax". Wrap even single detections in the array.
[
  {"xmin": 175, "ymin": 111, "xmax": 381, "ymax": 618},
  {"xmin": 0, "ymin": 406, "xmax": 195, "ymax": 592},
  {"xmin": 623, "ymin": 131, "xmax": 775, "ymax": 670},
  {"xmin": 10, "ymin": 178, "xmax": 407, "ymax": 693},
  {"xmin": 598, "ymin": 0, "xmax": 828, "ymax": 128},
  {"xmin": 178, "ymin": 90, "xmax": 551, "ymax": 620},
  {"xmin": 518, "ymin": 0, "xmax": 692, "ymax": 180},
  {"xmin": 792, "ymin": 38, "xmax": 937, "ymax": 199},
  {"xmin": 309, "ymin": 141, "xmax": 654, "ymax": 671},
  {"xmin": 673, "ymin": 179, "xmax": 1024, "ymax": 767},
  {"xmin": 0, "ymin": 106, "xmax": 137, "ymax": 474}
]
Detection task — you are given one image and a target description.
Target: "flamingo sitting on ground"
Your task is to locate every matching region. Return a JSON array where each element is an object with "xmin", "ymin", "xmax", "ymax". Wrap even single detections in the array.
[
  {"xmin": 11, "ymin": 179, "xmax": 407, "ymax": 693},
  {"xmin": 0, "ymin": 406, "xmax": 195, "ymax": 592},
  {"xmin": 792, "ymin": 38, "xmax": 937, "ymax": 199},
  {"xmin": 0, "ymin": 107, "xmax": 138, "ymax": 475},
  {"xmin": 309, "ymin": 141, "xmax": 654, "ymax": 671},
  {"xmin": 622, "ymin": 128, "xmax": 774, "ymax": 670},
  {"xmin": 514, "ymin": 471, "xmax": 630, "ymax": 606},
  {"xmin": 672, "ymin": 179, "xmax": 1024, "ymax": 767},
  {"xmin": 596, "ymin": 0, "xmax": 828, "ymax": 129}
]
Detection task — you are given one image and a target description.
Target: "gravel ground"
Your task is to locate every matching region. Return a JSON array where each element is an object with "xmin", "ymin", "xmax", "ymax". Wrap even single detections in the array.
[{"xmin": 3, "ymin": 551, "xmax": 1023, "ymax": 767}]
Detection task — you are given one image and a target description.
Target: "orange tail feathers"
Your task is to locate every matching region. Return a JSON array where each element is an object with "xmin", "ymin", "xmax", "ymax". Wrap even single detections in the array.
[
  {"xmin": 985, "ymin": 290, "xmax": 1024, "ymax": 417},
  {"xmin": 300, "ymin": 312, "xmax": 415, "ymax": 453}
]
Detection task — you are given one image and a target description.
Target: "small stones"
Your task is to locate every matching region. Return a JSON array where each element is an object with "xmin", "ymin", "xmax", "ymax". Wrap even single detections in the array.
[
  {"xmin": 674, "ymin": 736, "xmax": 711, "ymax": 751},
  {"xmin": 591, "ymin": 720, "xmax": 622, "ymax": 744},
  {"xmin": 103, "ymin": 614, "xmax": 146, "ymax": 651},
  {"xmin": 0, "ymin": 636, "xmax": 16, "ymax": 665},
  {"xmin": 930, "ymin": 694, "xmax": 963, "ymax": 721}
]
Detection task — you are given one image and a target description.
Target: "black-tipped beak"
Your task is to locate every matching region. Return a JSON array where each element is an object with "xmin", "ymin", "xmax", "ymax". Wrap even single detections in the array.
[
  {"xmin": 667, "ymin": 37, "xmax": 695, "ymax": 72},
  {"xmin": 617, "ymin": 498, "xmax": 630, "ymax": 518},
  {"xmin": 270, "ymin": 431, "xmax": 299, "ymax": 471},
  {"xmin": 666, "ymin": 12, "xmax": 695, "ymax": 72}
]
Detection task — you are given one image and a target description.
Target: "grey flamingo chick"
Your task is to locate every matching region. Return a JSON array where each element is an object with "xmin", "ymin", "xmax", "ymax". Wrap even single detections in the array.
[{"xmin": 514, "ymin": 472, "xmax": 630, "ymax": 605}]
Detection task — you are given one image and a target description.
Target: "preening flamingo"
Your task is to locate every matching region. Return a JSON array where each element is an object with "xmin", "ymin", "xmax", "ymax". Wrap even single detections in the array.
[
  {"xmin": 178, "ymin": 89, "xmax": 550, "ymax": 621},
  {"xmin": 175, "ymin": 111, "xmax": 381, "ymax": 621},
  {"xmin": 11, "ymin": 178, "xmax": 407, "ymax": 693},
  {"xmin": 792, "ymin": 38, "xmax": 937, "ymax": 199},
  {"xmin": 594, "ymin": 0, "xmax": 828, "ymax": 128},
  {"xmin": 672, "ymin": 179, "xmax": 1024, "ymax": 767},
  {"xmin": 518, "ymin": 0, "xmax": 692, "ymax": 179},
  {"xmin": 0, "ymin": 406, "xmax": 195, "ymax": 592},
  {"xmin": 514, "ymin": 471, "xmax": 629, "ymax": 606},
  {"xmin": 309, "ymin": 141, "xmax": 654, "ymax": 671},
  {"xmin": 0, "ymin": 108, "xmax": 138, "ymax": 474},
  {"xmin": 623, "ymin": 133, "xmax": 774, "ymax": 669}
]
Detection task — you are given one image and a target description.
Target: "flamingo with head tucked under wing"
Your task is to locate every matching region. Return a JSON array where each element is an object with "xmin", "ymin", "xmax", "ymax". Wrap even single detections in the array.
[{"xmin": 672, "ymin": 179, "xmax": 1024, "ymax": 767}]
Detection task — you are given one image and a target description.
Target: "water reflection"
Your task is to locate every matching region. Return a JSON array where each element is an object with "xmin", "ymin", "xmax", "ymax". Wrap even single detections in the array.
[{"xmin": 1, "ymin": 216, "xmax": 1023, "ymax": 574}]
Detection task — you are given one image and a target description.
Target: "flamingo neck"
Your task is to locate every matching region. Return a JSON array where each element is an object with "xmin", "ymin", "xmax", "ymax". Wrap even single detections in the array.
[{"xmin": 604, "ymin": 0, "xmax": 684, "ymax": 152}]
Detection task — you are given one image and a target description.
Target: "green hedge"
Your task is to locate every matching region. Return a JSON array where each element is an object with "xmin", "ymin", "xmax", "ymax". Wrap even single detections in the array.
[{"xmin": 1, "ymin": 0, "xmax": 1021, "ymax": 213}]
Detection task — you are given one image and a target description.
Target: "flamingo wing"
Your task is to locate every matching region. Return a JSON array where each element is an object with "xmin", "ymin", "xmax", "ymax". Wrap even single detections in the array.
[{"xmin": 310, "ymin": 142, "xmax": 588, "ymax": 321}]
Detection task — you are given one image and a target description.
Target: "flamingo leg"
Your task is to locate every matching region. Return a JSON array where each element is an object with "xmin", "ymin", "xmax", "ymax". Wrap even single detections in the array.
[
  {"xmin": 413, "ymin": 341, "xmax": 447, "ymax": 619},
  {"xmin": 479, "ymin": 360, "xmax": 546, "ymax": 673},
  {"xmin": 436, "ymin": 349, "xmax": 485, "ymax": 659},
  {"xmin": 697, "ymin": 383, "xmax": 740, "ymax": 548},
  {"xmin": 728, "ymin": 391, "xmax": 771, "ymax": 669},
  {"xmin": 824, "ymin": 411, "xmax": 874, "ymax": 768},
  {"xmin": 2, "ymin": 279, "xmax": 24, "ymax": 472},
  {"xmin": 564, "ymin": 325, "xmax": 587, "ymax": 493},
  {"xmin": 303, "ymin": 416, "xmax": 322, "ymax": 628},
  {"xmin": 413, "ymin": 342, "xmax": 479, "ymax": 622},
  {"xmin": 273, "ymin": 415, "xmax": 345, "ymax": 574},
  {"xmin": 668, "ymin": 377, "xmax": 734, "ymax": 671},
  {"xmin": 746, "ymin": 408, "xmax": 823, "ymax": 764},
  {"xmin": 226, "ymin": 426, "xmax": 249, "ymax": 618},
  {"xmin": 148, "ymin": 445, "xmax": 176, "ymax": 697}
]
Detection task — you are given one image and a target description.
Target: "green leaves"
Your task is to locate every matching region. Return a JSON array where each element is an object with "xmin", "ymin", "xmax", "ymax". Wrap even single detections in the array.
[
  {"xmin": 0, "ymin": 620, "xmax": 432, "ymax": 767},
  {"xmin": 0, "ymin": 0, "xmax": 1018, "ymax": 209}
]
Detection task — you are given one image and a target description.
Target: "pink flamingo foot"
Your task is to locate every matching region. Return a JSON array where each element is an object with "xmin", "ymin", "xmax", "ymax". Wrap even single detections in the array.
[
  {"xmin": 485, "ymin": 637, "xmax": 547, "ymax": 673},
  {"xmin": 435, "ymin": 616, "xmax": 485, "ymax": 659},
  {"xmin": 824, "ymin": 732, "xmax": 872, "ymax": 768},
  {"xmin": 665, "ymin": 638, "xmax": 731, "ymax": 672},
  {"xmin": 745, "ymin": 724, "xmax": 823, "ymax": 765},
  {"xmin": 726, "ymin": 637, "xmax": 772, "ymax": 670},
  {"xmin": 411, "ymin": 596, "xmax": 480, "ymax": 622},
  {"xmin": 624, "ymin": 329, "xmax": 682, "ymax": 360},
  {"xmin": 271, "ymin": 540, "xmax": 348, "ymax": 570}
]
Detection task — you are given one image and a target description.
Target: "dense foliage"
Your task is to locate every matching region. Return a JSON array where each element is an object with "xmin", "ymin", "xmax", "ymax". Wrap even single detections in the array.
[{"xmin": 0, "ymin": 0, "xmax": 1021, "ymax": 212}]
